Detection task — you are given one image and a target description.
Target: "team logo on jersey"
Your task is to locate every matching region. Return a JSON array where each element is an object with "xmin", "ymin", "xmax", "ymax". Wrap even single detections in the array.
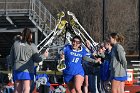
[{"xmin": 70, "ymin": 52, "xmax": 82, "ymax": 57}]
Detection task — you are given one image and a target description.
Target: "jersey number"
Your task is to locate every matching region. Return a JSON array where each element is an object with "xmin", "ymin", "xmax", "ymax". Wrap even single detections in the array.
[{"xmin": 72, "ymin": 58, "xmax": 79, "ymax": 63}]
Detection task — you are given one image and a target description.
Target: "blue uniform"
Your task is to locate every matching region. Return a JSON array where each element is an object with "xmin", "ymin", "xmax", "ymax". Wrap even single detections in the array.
[
  {"xmin": 100, "ymin": 49, "xmax": 111, "ymax": 81},
  {"xmin": 63, "ymin": 44, "xmax": 87, "ymax": 83},
  {"xmin": 13, "ymin": 70, "xmax": 34, "ymax": 81},
  {"xmin": 10, "ymin": 41, "xmax": 45, "ymax": 81}
]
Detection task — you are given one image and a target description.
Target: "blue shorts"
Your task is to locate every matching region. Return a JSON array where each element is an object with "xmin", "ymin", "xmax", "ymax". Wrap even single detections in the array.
[
  {"xmin": 63, "ymin": 73, "xmax": 84, "ymax": 83},
  {"xmin": 113, "ymin": 76, "xmax": 127, "ymax": 82},
  {"xmin": 13, "ymin": 70, "xmax": 34, "ymax": 81}
]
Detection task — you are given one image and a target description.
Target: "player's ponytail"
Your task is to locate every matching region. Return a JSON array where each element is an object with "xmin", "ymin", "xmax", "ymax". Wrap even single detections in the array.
[{"xmin": 110, "ymin": 32, "xmax": 124, "ymax": 43}]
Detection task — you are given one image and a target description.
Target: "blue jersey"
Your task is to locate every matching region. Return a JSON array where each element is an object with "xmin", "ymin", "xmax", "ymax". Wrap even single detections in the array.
[{"xmin": 63, "ymin": 44, "xmax": 87, "ymax": 75}]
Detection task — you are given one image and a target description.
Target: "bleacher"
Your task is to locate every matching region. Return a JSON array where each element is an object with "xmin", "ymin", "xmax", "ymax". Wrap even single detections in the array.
[{"xmin": 0, "ymin": 0, "xmax": 66, "ymax": 92}]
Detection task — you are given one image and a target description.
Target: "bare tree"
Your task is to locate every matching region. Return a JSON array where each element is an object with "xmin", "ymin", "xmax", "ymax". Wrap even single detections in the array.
[{"xmin": 41, "ymin": 0, "xmax": 139, "ymax": 55}]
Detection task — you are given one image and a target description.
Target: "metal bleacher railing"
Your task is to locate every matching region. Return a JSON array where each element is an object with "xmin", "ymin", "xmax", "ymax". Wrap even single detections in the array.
[
  {"xmin": 0, "ymin": 0, "xmax": 60, "ymax": 73},
  {"xmin": 29, "ymin": 0, "xmax": 56, "ymax": 34},
  {"xmin": 0, "ymin": 0, "xmax": 56, "ymax": 36},
  {"xmin": 0, "ymin": 0, "xmax": 57, "ymax": 59}
]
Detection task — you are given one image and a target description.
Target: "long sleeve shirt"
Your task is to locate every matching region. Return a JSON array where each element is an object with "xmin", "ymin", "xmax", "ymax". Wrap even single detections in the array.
[
  {"xmin": 9, "ymin": 41, "xmax": 46, "ymax": 73},
  {"xmin": 110, "ymin": 43, "xmax": 127, "ymax": 77}
]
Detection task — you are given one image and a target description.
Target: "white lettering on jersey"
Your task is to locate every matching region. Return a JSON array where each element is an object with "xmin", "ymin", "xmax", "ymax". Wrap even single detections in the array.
[{"xmin": 70, "ymin": 52, "xmax": 82, "ymax": 57}]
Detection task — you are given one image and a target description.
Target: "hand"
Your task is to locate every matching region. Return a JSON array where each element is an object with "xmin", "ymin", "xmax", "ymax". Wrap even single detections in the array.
[
  {"xmin": 92, "ymin": 51, "xmax": 97, "ymax": 57},
  {"xmin": 60, "ymin": 54, "xmax": 65, "ymax": 60},
  {"xmin": 95, "ymin": 58, "xmax": 102, "ymax": 64},
  {"xmin": 86, "ymin": 40, "xmax": 91, "ymax": 49},
  {"xmin": 93, "ymin": 52, "xmax": 97, "ymax": 56}
]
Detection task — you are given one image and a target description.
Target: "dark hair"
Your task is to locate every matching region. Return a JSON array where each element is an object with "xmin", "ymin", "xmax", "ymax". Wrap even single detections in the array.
[
  {"xmin": 110, "ymin": 32, "xmax": 124, "ymax": 43},
  {"xmin": 21, "ymin": 28, "xmax": 32, "ymax": 45},
  {"xmin": 72, "ymin": 35, "xmax": 82, "ymax": 43},
  {"xmin": 97, "ymin": 42, "xmax": 105, "ymax": 49}
]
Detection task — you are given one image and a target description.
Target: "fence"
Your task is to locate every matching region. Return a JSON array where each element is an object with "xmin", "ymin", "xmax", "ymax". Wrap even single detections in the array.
[{"xmin": 0, "ymin": 0, "xmax": 56, "ymax": 32}]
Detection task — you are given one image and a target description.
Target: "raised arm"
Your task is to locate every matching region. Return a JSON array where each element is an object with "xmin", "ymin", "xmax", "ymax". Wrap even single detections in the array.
[{"xmin": 83, "ymin": 56, "xmax": 102, "ymax": 64}]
